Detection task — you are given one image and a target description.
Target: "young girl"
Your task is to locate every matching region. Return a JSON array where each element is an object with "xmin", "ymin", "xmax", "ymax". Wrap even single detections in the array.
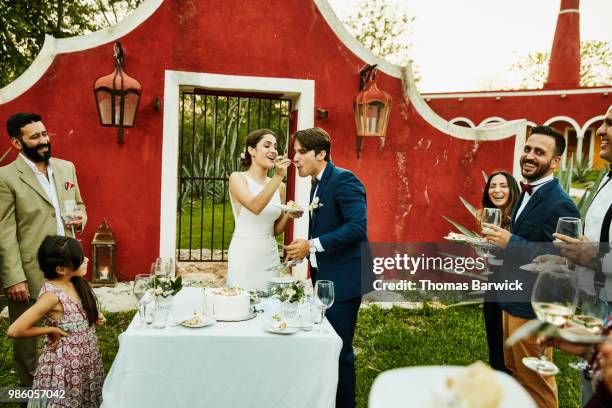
[{"xmin": 8, "ymin": 235, "xmax": 105, "ymax": 408}]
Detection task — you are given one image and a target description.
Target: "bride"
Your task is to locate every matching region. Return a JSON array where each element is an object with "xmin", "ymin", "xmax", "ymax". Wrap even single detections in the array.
[{"xmin": 227, "ymin": 129, "xmax": 302, "ymax": 291}]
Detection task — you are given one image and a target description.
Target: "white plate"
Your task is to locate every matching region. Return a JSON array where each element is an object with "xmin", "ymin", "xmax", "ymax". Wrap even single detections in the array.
[
  {"xmin": 519, "ymin": 262, "xmax": 567, "ymax": 273},
  {"xmin": 215, "ymin": 310, "xmax": 257, "ymax": 322},
  {"xmin": 266, "ymin": 324, "xmax": 299, "ymax": 335},
  {"xmin": 369, "ymin": 366, "xmax": 536, "ymax": 408},
  {"xmin": 274, "ymin": 204, "xmax": 304, "ymax": 213},
  {"xmin": 180, "ymin": 317, "xmax": 216, "ymax": 328}
]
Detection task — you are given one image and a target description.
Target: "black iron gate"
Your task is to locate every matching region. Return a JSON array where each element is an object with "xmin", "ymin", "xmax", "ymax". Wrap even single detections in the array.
[{"xmin": 177, "ymin": 88, "xmax": 293, "ymax": 262}]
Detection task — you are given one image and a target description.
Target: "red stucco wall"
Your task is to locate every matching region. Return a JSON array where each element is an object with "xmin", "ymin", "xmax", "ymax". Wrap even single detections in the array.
[{"xmin": 0, "ymin": 0, "xmax": 518, "ymax": 280}]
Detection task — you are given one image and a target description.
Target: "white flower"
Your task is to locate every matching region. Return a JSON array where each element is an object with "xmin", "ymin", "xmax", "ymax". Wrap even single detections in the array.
[{"xmin": 155, "ymin": 287, "xmax": 163, "ymax": 295}]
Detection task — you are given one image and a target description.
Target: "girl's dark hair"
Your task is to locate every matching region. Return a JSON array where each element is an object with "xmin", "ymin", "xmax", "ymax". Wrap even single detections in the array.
[
  {"xmin": 481, "ymin": 171, "xmax": 520, "ymax": 230},
  {"xmin": 240, "ymin": 129, "xmax": 278, "ymax": 168},
  {"xmin": 37, "ymin": 236, "xmax": 99, "ymax": 325}
]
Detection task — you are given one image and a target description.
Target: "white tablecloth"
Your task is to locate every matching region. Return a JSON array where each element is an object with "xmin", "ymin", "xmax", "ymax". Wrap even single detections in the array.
[
  {"xmin": 369, "ymin": 366, "xmax": 536, "ymax": 408},
  {"xmin": 102, "ymin": 288, "xmax": 342, "ymax": 408}
]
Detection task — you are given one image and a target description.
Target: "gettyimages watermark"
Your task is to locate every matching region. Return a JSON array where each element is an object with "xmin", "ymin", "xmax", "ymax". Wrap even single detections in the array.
[{"xmin": 360, "ymin": 242, "xmax": 590, "ymax": 303}]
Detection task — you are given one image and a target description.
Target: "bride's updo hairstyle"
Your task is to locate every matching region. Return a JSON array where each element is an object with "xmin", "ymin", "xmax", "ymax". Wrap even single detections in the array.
[{"xmin": 240, "ymin": 128, "xmax": 278, "ymax": 168}]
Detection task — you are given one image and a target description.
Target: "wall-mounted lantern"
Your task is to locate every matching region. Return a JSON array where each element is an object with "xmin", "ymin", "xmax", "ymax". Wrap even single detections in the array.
[
  {"xmin": 93, "ymin": 42, "xmax": 142, "ymax": 145},
  {"xmin": 354, "ymin": 64, "xmax": 392, "ymax": 158},
  {"xmin": 91, "ymin": 219, "xmax": 116, "ymax": 287}
]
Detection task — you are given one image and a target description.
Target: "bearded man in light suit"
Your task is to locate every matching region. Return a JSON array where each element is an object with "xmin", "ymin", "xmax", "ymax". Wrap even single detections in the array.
[{"xmin": 0, "ymin": 112, "xmax": 87, "ymax": 387}]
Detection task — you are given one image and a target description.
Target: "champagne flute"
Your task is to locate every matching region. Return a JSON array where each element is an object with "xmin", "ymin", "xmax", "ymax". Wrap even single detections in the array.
[
  {"xmin": 61, "ymin": 199, "xmax": 78, "ymax": 237},
  {"xmin": 479, "ymin": 208, "xmax": 502, "ymax": 263},
  {"xmin": 133, "ymin": 274, "xmax": 151, "ymax": 328},
  {"xmin": 568, "ymin": 291, "xmax": 608, "ymax": 370},
  {"xmin": 314, "ymin": 280, "xmax": 335, "ymax": 332},
  {"xmin": 523, "ymin": 268, "xmax": 578, "ymax": 375}
]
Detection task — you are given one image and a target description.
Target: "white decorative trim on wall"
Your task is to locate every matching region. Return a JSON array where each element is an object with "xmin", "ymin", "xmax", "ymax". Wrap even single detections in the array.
[
  {"xmin": 400, "ymin": 66, "xmax": 527, "ymax": 179},
  {"xmin": 544, "ymin": 115, "xmax": 582, "ymax": 136},
  {"xmin": 479, "ymin": 117, "xmax": 507, "ymax": 127},
  {"xmin": 449, "ymin": 117, "xmax": 475, "ymax": 128},
  {"xmin": 0, "ymin": 0, "xmax": 163, "ymax": 104},
  {"xmin": 581, "ymin": 115, "xmax": 605, "ymax": 135},
  {"xmin": 314, "ymin": 0, "xmax": 401, "ymax": 78},
  {"xmin": 422, "ymin": 87, "xmax": 612, "ymax": 100},
  {"xmin": 161, "ymin": 71, "xmax": 314, "ymax": 279}
]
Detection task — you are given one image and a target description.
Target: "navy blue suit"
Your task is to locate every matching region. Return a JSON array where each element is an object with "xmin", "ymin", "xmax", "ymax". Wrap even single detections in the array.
[
  {"xmin": 498, "ymin": 179, "xmax": 579, "ymax": 319},
  {"xmin": 309, "ymin": 162, "xmax": 372, "ymax": 408}
]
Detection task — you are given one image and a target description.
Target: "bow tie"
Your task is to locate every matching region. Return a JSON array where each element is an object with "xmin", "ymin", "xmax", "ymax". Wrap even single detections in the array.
[
  {"xmin": 311, "ymin": 177, "xmax": 319, "ymax": 188},
  {"xmin": 520, "ymin": 181, "xmax": 533, "ymax": 195}
]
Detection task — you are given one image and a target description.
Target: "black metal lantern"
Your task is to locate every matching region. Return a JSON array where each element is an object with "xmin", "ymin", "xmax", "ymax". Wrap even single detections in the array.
[
  {"xmin": 91, "ymin": 219, "xmax": 116, "ymax": 287},
  {"xmin": 93, "ymin": 42, "xmax": 142, "ymax": 145},
  {"xmin": 354, "ymin": 65, "xmax": 392, "ymax": 158}
]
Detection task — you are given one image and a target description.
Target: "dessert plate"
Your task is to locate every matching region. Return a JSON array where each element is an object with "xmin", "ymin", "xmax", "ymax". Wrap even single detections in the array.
[
  {"xmin": 274, "ymin": 204, "xmax": 304, "ymax": 213},
  {"xmin": 180, "ymin": 317, "xmax": 216, "ymax": 328},
  {"xmin": 266, "ymin": 323, "xmax": 299, "ymax": 335},
  {"xmin": 215, "ymin": 310, "xmax": 257, "ymax": 322}
]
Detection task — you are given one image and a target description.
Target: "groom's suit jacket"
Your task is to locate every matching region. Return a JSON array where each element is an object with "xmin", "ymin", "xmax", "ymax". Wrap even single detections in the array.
[
  {"xmin": 309, "ymin": 162, "xmax": 373, "ymax": 303},
  {"xmin": 498, "ymin": 179, "xmax": 578, "ymax": 319},
  {"xmin": 0, "ymin": 155, "xmax": 87, "ymax": 299}
]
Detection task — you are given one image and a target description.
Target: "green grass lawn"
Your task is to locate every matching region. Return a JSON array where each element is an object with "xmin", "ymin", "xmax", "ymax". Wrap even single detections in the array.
[{"xmin": 0, "ymin": 301, "xmax": 580, "ymax": 407}]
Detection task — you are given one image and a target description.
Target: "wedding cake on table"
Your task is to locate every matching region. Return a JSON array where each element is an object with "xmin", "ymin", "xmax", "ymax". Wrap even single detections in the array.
[{"xmin": 203, "ymin": 287, "xmax": 250, "ymax": 320}]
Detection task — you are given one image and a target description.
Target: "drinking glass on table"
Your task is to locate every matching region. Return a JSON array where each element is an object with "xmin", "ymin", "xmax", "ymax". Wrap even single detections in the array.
[
  {"xmin": 61, "ymin": 199, "xmax": 79, "ymax": 237},
  {"xmin": 133, "ymin": 274, "xmax": 152, "ymax": 328},
  {"xmin": 568, "ymin": 291, "xmax": 608, "ymax": 370},
  {"xmin": 523, "ymin": 268, "xmax": 578, "ymax": 375},
  {"xmin": 313, "ymin": 280, "xmax": 335, "ymax": 332}
]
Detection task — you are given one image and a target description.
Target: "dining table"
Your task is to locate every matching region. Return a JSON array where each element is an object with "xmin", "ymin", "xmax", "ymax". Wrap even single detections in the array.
[{"xmin": 101, "ymin": 287, "xmax": 342, "ymax": 408}]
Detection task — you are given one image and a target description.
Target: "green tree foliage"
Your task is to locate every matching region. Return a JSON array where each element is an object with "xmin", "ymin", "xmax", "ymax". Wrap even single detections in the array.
[
  {"xmin": 0, "ymin": 0, "xmax": 142, "ymax": 88},
  {"xmin": 343, "ymin": 0, "xmax": 419, "ymax": 79},
  {"xmin": 512, "ymin": 40, "xmax": 612, "ymax": 89}
]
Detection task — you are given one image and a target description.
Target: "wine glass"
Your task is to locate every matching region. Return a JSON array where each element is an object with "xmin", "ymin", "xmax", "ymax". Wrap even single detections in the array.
[
  {"xmin": 523, "ymin": 268, "xmax": 578, "ymax": 375},
  {"xmin": 313, "ymin": 280, "xmax": 335, "ymax": 331},
  {"xmin": 133, "ymin": 274, "xmax": 151, "ymax": 328},
  {"xmin": 151, "ymin": 260, "xmax": 167, "ymax": 276},
  {"xmin": 568, "ymin": 291, "xmax": 608, "ymax": 370},
  {"xmin": 555, "ymin": 217, "xmax": 582, "ymax": 241},
  {"xmin": 61, "ymin": 199, "xmax": 78, "ymax": 237},
  {"xmin": 479, "ymin": 207, "xmax": 502, "ymax": 262}
]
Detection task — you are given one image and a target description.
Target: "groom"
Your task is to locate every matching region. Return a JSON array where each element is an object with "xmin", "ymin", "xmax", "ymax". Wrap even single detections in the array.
[{"xmin": 286, "ymin": 127, "xmax": 371, "ymax": 408}]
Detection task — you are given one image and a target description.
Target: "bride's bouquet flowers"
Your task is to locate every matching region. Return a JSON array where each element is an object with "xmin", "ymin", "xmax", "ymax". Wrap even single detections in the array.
[
  {"xmin": 147, "ymin": 276, "xmax": 183, "ymax": 298},
  {"xmin": 271, "ymin": 280, "xmax": 306, "ymax": 303}
]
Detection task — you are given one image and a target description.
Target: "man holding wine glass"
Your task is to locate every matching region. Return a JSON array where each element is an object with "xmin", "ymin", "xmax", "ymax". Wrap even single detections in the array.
[
  {"xmin": 0, "ymin": 112, "xmax": 87, "ymax": 388},
  {"xmin": 483, "ymin": 126, "xmax": 579, "ymax": 408},
  {"xmin": 543, "ymin": 105, "xmax": 612, "ymax": 404}
]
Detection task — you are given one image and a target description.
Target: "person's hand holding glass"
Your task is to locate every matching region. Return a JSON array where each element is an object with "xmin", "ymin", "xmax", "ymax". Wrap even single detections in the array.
[
  {"xmin": 61, "ymin": 199, "xmax": 83, "ymax": 237},
  {"xmin": 313, "ymin": 280, "xmax": 335, "ymax": 331}
]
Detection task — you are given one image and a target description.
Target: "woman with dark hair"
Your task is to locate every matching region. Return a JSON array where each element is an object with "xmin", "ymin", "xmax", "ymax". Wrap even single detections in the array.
[
  {"xmin": 227, "ymin": 129, "xmax": 302, "ymax": 290},
  {"xmin": 480, "ymin": 171, "xmax": 520, "ymax": 373},
  {"xmin": 7, "ymin": 235, "xmax": 105, "ymax": 407}
]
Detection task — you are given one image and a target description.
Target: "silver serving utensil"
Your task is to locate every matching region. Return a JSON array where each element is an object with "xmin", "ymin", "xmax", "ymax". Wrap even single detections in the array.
[{"xmin": 264, "ymin": 258, "xmax": 304, "ymax": 272}]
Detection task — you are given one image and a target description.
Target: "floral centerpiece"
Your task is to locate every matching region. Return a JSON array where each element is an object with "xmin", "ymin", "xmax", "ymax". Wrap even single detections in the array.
[
  {"xmin": 147, "ymin": 276, "xmax": 182, "ymax": 328},
  {"xmin": 147, "ymin": 275, "xmax": 182, "ymax": 298},
  {"xmin": 270, "ymin": 281, "xmax": 306, "ymax": 303}
]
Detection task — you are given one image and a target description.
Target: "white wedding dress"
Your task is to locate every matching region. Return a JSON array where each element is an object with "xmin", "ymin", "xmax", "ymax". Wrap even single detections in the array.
[{"xmin": 227, "ymin": 173, "xmax": 282, "ymax": 291}]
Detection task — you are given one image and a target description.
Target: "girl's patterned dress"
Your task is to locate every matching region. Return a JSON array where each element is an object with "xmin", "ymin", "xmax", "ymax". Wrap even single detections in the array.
[{"xmin": 29, "ymin": 282, "xmax": 104, "ymax": 408}]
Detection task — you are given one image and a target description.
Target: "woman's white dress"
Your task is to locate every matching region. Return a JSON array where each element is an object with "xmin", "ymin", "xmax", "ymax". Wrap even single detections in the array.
[{"xmin": 227, "ymin": 173, "xmax": 281, "ymax": 291}]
